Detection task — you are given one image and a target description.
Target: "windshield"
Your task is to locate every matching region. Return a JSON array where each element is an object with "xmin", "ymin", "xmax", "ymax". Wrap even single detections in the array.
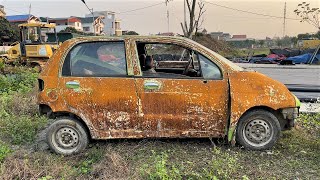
[{"xmin": 21, "ymin": 26, "xmax": 57, "ymax": 44}]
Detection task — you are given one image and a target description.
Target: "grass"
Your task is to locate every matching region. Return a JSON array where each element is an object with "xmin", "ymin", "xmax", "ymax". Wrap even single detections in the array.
[
  {"xmin": 1, "ymin": 126, "xmax": 318, "ymax": 179},
  {"xmin": 0, "ymin": 64, "xmax": 319, "ymax": 179}
]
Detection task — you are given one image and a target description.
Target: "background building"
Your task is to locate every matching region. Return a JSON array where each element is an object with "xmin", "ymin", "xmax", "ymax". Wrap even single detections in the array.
[
  {"xmin": 86, "ymin": 11, "xmax": 121, "ymax": 36},
  {"xmin": 210, "ymin": 32, "xmax": 231, "ymax": 41},
  {"xmin": 0, "ymin": 5, "xmax": 5, "ymax": 17},
  {"xmin": 80, "ymin": 16, "xmax": 104, "ymax": 34},
  {"xmin": 48, "ymin": 17, "xmax": 82, "ymax": 32},
  {"xmin": 5, "ymin": 14, "xmax": 40, "ymax": 24}
]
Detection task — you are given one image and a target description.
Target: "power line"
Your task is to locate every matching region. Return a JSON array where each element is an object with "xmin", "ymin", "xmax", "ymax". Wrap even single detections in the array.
[
  {"xmin": 3, "ymin": 2, "xmax": 165, "ymax": 16},
  {"xmin": 283, "ymin": 2, "xmax": 287, "ymax": 37},
  {"xmin": 118, "ymin": 2, "xmax": 165, "ymax": 14},
  {"xmin": 4, "ymin": 7, "xmax": 27, "ymax": 14},
  {"xmin": 203, "ymin": 0, "xmax": 300, "ymax": 21}
]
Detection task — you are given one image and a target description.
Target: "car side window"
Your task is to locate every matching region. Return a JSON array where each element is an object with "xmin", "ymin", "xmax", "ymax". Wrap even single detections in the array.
[
  {"xmin": 136, "ymin": 42, "xmax": 200, "ymax": 78},
  {"xmin": 62, "ymin": 41, "xmax": 127, "ymax": 77},
  {"xmin": 198, "ymin": 54, "xmax": 222, "ymax": 80}
]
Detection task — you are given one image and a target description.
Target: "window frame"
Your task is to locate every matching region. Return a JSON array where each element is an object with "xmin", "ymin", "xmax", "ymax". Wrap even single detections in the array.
[
  {"xmin": 196, "ymin": 52, "xmax": 223, "ymax": 80},
  {"xmin": 136, "ymin": 42, "xmax": 223, "ymax": 80},
  {"xmin": 136, "ymin": 42, "xmax": 201, "ymax": 79},
  {"xmin": 61, "ymin": 41, "xmax": 129, "ymax": 78}
]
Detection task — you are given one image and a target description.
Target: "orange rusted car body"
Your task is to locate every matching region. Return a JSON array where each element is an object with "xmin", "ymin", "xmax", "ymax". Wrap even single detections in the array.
[{"xmin": 38, "ymin": 36, "xmax": 299, "ymax": 141}]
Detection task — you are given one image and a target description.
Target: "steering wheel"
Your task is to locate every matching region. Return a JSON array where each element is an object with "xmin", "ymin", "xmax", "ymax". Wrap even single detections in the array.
[{"xmin": 182, "ymin": 58, "xmax": 192, "ymax": 75}]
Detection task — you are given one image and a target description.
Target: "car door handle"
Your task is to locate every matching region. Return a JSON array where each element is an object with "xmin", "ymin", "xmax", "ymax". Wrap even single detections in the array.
[
  {"xmin": 144, "ymin": 82, "xmax": 160, "ymax": 90},
  {"xmin": 66, "ymin": 81, "xmax": 80, "ymax": 89}
]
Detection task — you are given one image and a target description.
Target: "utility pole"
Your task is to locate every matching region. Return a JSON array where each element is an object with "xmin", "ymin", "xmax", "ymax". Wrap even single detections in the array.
[
  {"xmin": 184, "ymin": 0, "xmax": 186, "ymax": 23},
  {"xmin": 81, "ymin": 0, "xmax": 96, "ymax": 35},
  {"xmin": 167, "ymin": 10, "xmax": 170, "ymax": 32},
  {"xmin": 91, "ymin": 8, "xmax": 95, "ymax": 35},
  {"xmin": 28, "ymin": 4, "xmax": 31, "ymax": 23},
  {"xmin": 283, "ymin": 2, "xmax": 286, "ymax": 38},
  {"xmin": 166, "ymin": 1, "xmax": 170, "ymax": 32}
]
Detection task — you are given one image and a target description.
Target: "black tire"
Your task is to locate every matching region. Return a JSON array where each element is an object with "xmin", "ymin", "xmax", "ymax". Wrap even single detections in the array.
[
  {"xmin": 46, "ymin": 117, "xmax": 89, "ymax": 155},
  {"xmin": 236, "ymin": 110, "xmax": 281, "ymax": 150}
]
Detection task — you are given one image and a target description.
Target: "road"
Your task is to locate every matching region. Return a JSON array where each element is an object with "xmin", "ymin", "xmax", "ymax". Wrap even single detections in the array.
[{"xmin": 236, "ymin": 64, "xmax": 320, "ymax": 102}]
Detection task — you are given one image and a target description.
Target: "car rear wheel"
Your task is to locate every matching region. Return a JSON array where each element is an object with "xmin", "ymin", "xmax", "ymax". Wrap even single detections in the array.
[
  {"xmin": 46, "ymin": 117, "xmax": 89, "ymax": 155},
  {"xmin": 236, "ymin": 110, "xmax": 281, "ymax": 150}
]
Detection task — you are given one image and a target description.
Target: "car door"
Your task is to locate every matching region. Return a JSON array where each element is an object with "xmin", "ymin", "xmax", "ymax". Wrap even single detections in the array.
[
  {"xmin": 133, "ymin": 41, "xmax": 229, "ymax": 138},
  {"xmin": 58, "ymin": 40, "xmax": 140, "ymax": 139}
]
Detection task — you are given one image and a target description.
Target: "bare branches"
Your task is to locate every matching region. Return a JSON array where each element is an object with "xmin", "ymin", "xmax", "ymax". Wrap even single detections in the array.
[
  {"xmin": 195, "ymin": 1, "xmax": 206, "ymax": 36},
  {"xmin": 294, "ymin": 2, "xmax": 320, "ymax": 30},
  {"xmin": 180, "ymin": 0, "xmax": 206, "ymax": 38},
  {"xmin": 166, "ymin": 0, "xmax": 206, "ymax": 38}
]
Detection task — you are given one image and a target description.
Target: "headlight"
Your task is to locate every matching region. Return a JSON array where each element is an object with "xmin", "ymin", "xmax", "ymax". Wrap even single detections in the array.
[{"xmin": 292, "ymin": 93, "xmax": 301, "ymax": 107}]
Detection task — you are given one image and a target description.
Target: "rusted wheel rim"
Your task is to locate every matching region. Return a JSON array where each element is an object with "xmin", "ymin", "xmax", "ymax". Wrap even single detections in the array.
[
  {"xmin": 242, "ymin": 119, "xmax": 273, "ymax": 147},
  {"xmin": 55, "ymin": 127, "xmax": 80, "ymax": 149}
]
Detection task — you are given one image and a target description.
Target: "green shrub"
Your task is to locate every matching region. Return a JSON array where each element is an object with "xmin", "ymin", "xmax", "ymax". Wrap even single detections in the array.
[
  {"xmin": 0, "ymin": 60, "xmax": 4, "ymax": 73},
  {"xmin": 297, "ymin": 113, "xmax": 320, "ymax": 137},
  {"xmin": 0, "ymin": 71, "xmax": 38, "ymax": 94},
  {"xmin": 140, "ymin": 151, "xmax": 182, "ymax": 180},
  {"xmin": 74, "ymin": 146, "xmax": 105, "ymax": 175},
  {"xmin": 0, "ymin": 114, "xmax": 47, "ymax": 145},
  {"xmin": 0, "ymin": 68, "xmax": 45, "ymax": 145},
  {"xmin": 203, "ymin": 148, "xmax": 240, "ymax": 179},
  {"xmin": 0, "ymin": 142, "xmax": 11, "ymax": 162}
]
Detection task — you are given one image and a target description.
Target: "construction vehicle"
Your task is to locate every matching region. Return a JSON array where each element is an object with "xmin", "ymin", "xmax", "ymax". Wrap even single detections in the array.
[
  {"xmin": 298, "ymin": 39, "xmax": 320, "ymax": 49},
  {"xmin": 0, "ymin": 23, "xmax": 59, "ymax": 71}
]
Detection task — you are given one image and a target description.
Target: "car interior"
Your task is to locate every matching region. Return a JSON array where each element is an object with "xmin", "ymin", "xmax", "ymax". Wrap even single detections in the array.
[{"xmin": 136, "ymin": 42, "xmax": 202, "ymax": 78}]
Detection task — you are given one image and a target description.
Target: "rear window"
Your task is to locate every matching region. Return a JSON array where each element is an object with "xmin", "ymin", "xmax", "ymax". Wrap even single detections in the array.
[{"xmin": 62, "ymin": 41, "xmax": 127, "ymax": 77}]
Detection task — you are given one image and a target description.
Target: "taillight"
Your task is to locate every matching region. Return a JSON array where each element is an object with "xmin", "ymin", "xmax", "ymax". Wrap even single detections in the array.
[{"xmin": 38, "ymin": 79, "xmax": 44, "ymax": 91}]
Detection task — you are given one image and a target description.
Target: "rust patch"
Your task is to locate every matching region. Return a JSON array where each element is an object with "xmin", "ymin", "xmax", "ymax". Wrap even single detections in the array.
[{"xmin": 229, "ymin": 71, "xmax": 296, "ymax": 126}]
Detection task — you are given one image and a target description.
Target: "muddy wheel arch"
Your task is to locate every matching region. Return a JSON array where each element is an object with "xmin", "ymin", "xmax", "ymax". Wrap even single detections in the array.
[
  {"xmin": 39, "ymin": 104, "xmax": 93, "ymax": 139},
  {"xmin": 227, "ymin": 105, "xmax": 291, "ymax": 143}
]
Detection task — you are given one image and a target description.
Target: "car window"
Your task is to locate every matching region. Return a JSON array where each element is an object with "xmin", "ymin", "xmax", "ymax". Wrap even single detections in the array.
[
  {"xmin": 145, "ymin": 44, "xmax": 191, "ymax": 61},
  {"xmin": 199, "ymin": 54, "xmax": 222, "ymax": 79},
  {"xmin": 136, "ymin": 42, "xmax": 200, "ymax": 78},
  {"xmin": 62, "ymin": 41, "xmax": 127, "ymax": 77}
]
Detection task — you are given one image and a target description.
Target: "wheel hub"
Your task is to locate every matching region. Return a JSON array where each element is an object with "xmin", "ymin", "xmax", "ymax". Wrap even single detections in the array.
[
  {"xmin": 243, "ymin": 119, "xmax": 272, "ymax": 146},
  {"xmin": 56, "ymin": 127, "xmax": 79, "ymax": 149}
]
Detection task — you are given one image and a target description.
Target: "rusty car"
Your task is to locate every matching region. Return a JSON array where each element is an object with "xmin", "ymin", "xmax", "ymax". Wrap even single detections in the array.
[{"xmin": 38, "ymin": 36, "xmax": 300, "ymax": 155}]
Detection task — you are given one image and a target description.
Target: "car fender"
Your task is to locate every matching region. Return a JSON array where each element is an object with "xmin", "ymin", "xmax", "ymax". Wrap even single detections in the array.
[{"xmin": 226, "ymin": 71, "xmax": 296, "ymax": 142}]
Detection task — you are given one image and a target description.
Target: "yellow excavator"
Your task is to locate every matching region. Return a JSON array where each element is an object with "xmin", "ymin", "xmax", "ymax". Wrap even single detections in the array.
[{"xmin": 0, "ymin": 22, "xmax": 59, "ymax": 71}]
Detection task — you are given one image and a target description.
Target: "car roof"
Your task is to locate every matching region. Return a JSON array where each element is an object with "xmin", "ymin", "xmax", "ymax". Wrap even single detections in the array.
[{"xmin": 67, "ymin": 35, "xmax": 193, "ymax": 43}]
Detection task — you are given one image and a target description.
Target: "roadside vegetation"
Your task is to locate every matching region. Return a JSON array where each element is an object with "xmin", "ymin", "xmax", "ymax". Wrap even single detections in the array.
[{"xmin": 0, "ymin": 65, "xmax": 319, "ymax": 179}]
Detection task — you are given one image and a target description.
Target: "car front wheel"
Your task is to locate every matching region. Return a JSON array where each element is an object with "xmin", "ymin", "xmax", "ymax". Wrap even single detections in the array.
[
  {"xmin": 46, "ymin": 117, "xmax": 89, "ymax": 155},
  {"xmin": 236, "ymin": 110, "xmax": 281, "ymax": 150}
]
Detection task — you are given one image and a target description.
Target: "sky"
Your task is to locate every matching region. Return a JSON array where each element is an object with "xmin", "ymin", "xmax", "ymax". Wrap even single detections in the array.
[{"xmin": 1, "ymin": 0, "xmax": 319, "ymax": 39}]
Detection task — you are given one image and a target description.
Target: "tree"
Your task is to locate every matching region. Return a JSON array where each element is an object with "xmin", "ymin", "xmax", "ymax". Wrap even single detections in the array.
[
  {"xmin": 60, "ymin": 27, "xmax": 79, "ymax": 33},
  {"xmin": 275, "ymin": 38, "xmax": 282, "ymax": 47},
  {"xmin": 297, "ymin": 33, "xmax": 312, "ymax": 40},
  {"xmin": 0, "ymin": 17, "xmax": 19, "ymax": 44},
  {"xmin": 60, "ymin": 27, "xmax": 95, "ymax": 36},
  {"xmin": 291, "ymin": 37, "xmax": 298, "ymax": 46},
  {"xmin": 123, "ymin": 31, "xmax": 139, "ymax": 35},
  {"xmin": 314, "ymin": 30, "xmax": 320, "ymax": 39},
  {"xmin": 294, "ymin": 2, "xmax": 320, "ymax": 30},
  {"xmin": 166, "ymin": 0, "xmax": 206, "ymax": 39},
  {"xmin": 258, "ymin": 40, "xmax": 264, "ymax": 47}
]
